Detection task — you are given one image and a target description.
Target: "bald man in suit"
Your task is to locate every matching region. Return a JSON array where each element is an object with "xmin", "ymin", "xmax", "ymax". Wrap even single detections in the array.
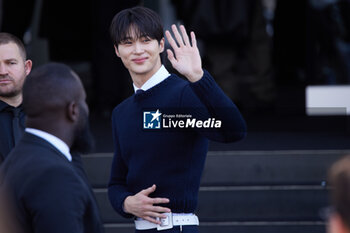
[{"xmin": 0, "ymin": 63, "xmax": 104, "ymax": 233}]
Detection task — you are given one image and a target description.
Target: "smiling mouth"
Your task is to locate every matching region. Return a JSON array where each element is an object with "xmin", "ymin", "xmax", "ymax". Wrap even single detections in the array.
[{"xmin": 132, "ymin": 58, "xmax": 147, "ymax": 63}]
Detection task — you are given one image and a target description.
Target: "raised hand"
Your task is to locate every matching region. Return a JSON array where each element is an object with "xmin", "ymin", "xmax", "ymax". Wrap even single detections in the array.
[
  {"xmin": 165, "ymin": 24, "xmax": 204, "ymax": 82},
  {"xmin": 123, "ymin": 184, "xmax": 171, "ymax": 224}
]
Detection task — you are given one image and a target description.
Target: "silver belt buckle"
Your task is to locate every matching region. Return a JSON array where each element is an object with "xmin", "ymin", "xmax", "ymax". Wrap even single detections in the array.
[{"xmin": 157, "ymin": 212, "xmax": 173, "ymax": 231}]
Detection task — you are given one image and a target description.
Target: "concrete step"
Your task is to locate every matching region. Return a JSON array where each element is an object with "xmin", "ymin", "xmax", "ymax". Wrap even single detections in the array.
[
  {"xmin": 94, "ymin": 186, "xmax": 328, "ymax": 223},
  {"xmin": 103, "ymin": 221, "xmax": 326, "ymax": 233},
  {"xmin": 82, "ymin": 150, "xmax": 341, "ymax": 233},
  {"xmin": 82, "ymin": 150, "xmax": 350, "ymax": 188}
]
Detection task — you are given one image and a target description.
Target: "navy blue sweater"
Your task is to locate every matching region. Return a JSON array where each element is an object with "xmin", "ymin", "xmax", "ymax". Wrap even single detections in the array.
[{"xmin": 108, "ymin": 71, "xmax": 246, "ymax": 218}]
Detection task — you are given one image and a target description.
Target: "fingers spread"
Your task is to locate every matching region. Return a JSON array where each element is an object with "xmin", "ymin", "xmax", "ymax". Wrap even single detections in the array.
[
  {"xmin": 171, "ymin": 24, "xmax": 184, "ymax": 47},
  {"xmin": 191, "ymin": 31, "xmax": 197, "ymax": 48},
  {"xmin": 151, "ymin": 205, "xmax": 171, "ymax": 214},
  {"xmin": 140, "ymin": 184, "xmax": 156, "ymax": 195},
  {"xmin": 167, "ymin": 49, "xmax": 176, "ymax": 66},
  {"xmin": 152, "ymin": 197, "xmax": 170, "ymax": 204},
  {"xmin": 143, "ymin": 216, "xmax": 161, "ymax": 225},
  {"xmin": 180, "ymin": 25, "xmax": 190, "ymax": 46},
  {"xmin": 165, "ymin": 30, "xmax": 179, "ymax": 51}
]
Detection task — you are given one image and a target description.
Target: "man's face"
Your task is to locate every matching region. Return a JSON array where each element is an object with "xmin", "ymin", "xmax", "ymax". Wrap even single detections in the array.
[
  {"xmin": 71, "ymin": 88, "xmax": 94, "ymax": 154},
  {"xmin": 115, "ymin": 28, "xmax": 164, "ymax": 79},
  {"xmin": 0, "ymin": 42, "xmax": 31, "ymax": 98}
]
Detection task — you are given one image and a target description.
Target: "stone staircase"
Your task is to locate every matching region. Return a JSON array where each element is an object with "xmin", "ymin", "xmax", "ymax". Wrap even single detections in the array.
[{"xmin": 82, "ymin": 150, "xmax": 350, "ymax": 233}]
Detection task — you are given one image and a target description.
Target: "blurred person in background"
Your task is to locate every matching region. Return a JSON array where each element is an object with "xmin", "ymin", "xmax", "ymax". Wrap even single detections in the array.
[{"xmin": 327, "ymin": 155, "xmax": 350, "ymax": 233}]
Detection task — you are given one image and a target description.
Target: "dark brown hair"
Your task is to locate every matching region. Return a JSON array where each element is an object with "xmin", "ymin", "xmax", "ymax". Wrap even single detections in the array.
[
  {"xmin": 110, "ymin": 6, "xmax": 163, "ymax": 46},
  {"xmin": 0, "ymin": 33, "xmax": 27, "ymax": 60}
]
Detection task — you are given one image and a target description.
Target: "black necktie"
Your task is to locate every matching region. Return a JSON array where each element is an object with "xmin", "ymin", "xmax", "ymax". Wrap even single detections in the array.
[
  {"xmin": 11, "ymin": 108, "xmax": 22, "ymax": 145},
  {"xmin": 135, "ymin": 89, "xmax": 145, "ymax": 95}
]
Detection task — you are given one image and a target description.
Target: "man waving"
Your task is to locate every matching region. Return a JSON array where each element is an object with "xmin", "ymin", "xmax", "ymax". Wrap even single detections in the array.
[{"xmin": 108, "ymin": 6, "xmax": 246, "ymax": 233}]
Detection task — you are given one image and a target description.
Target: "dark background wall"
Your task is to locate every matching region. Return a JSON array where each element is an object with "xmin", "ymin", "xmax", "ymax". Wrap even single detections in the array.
[
  {"xmin": 1, "ymin": 0, "xmax": 349, "ymax": 118},
  {"xmin": 1, "ymin": 0, "xmax": 349, "ymax": 151}
]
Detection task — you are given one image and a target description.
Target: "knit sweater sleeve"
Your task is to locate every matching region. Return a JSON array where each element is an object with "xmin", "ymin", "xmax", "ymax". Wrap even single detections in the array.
[
  {"xmin": 108, "ymin": 110, "xmax": 134, "ymax": 218},
  {"xmin": 180, "ymin": 70, "xmax": 247, "ymax": 142}
]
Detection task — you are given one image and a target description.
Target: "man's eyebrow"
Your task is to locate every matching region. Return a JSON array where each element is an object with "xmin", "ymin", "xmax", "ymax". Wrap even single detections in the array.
[
  {"xmin": 121, "ymin": 36, "xmax": 133, "ymax": 41},
  {"xmin": 4, "ymin": 58, "xmax": 19, "ymax": 62}
]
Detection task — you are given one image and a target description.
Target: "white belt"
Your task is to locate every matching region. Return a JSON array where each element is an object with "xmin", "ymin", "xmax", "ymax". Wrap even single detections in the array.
[{"xmin": 135, "ymin": 213, "xmax": 199, "ymax": 231}]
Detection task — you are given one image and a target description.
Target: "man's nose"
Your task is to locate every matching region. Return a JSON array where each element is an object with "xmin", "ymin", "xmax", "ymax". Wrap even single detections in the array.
[
  {"xmin": 133, "ymin": 42, "xmax": 144, "ymax": 54},
  {"xmin": 0, "ymin": 63, "xmax": 8, "ymax": 75}
]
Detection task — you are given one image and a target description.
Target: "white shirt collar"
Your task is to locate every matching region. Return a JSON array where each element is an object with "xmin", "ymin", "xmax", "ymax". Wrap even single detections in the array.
[
  {"xmin": 25, "ymin": 128, "xmax": 72, "ymax": 162},
  {"xmin": 133, "ymin": 65, "xmax": 170, "ymax": 93}
]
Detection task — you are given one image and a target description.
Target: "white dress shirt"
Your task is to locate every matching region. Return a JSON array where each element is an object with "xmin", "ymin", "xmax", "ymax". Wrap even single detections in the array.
[
  {"xmin": 133, "ymin": 65, "xmax": 170, "ymax": 93},
  {"xmin": 25, "ymin": 128, "xmax": 72, "ymax": 162}
]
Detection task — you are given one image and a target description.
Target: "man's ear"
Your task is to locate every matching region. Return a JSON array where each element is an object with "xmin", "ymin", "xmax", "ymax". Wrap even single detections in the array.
[
  {"xmin": 114, "ymin": 45, "xmax": 121, "ymax": 57},
  {"xmin": 328, "ymin": 213, "xmax": 350, "ymax": 233},
  {"xmin": 159, "ymin": 38, "xmax": 165, "ymax": 53},
  {"xmin": 67, "ymin": 101, "xmax": 79, "ymax": 122},
  {"xmin": 24, "ymin": 60, "xmax": 33, "ymax": 76}
]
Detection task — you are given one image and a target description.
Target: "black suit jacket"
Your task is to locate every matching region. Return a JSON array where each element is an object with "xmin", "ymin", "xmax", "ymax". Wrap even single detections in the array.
[
  {"xmin": 0, "ymin": 133, "xmax": 104, "ymax": 233},
  {"xmin": 0, "ymin": 100, "xmax": 25, "ymax": 164}
]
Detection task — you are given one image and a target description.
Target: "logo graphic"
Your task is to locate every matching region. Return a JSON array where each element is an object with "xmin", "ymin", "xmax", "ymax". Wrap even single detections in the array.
[
  {"xmin": 143, "ymin": 109, "xmax": 222, "ymax": 130},
  {"xmin": 143, "ymin": 109, "xmax": 162, "ymax": 129}
]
